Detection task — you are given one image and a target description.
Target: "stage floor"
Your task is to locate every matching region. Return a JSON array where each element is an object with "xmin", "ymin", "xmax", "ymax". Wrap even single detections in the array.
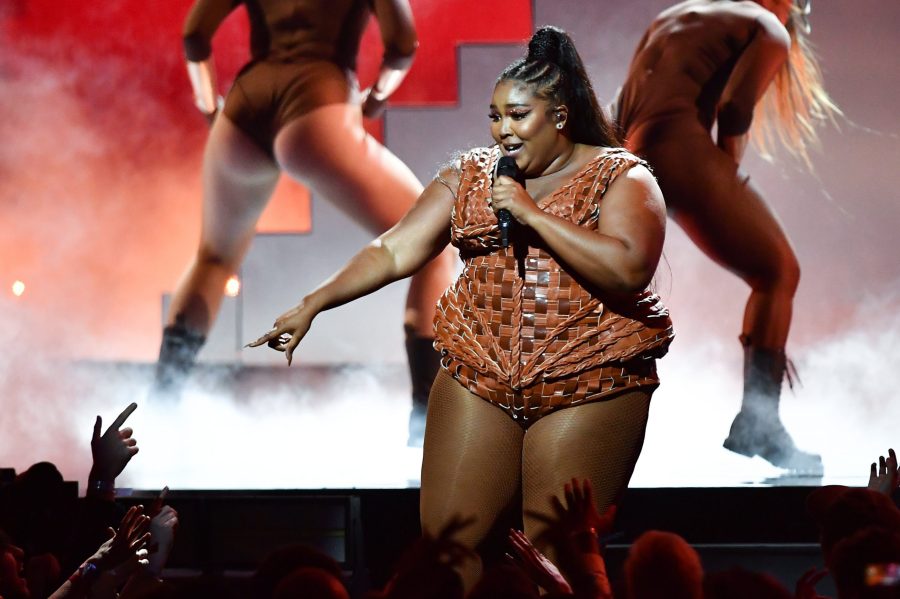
[{"xmin": 13, "ymin": 361, "xmax": 868, "ymax": 492}]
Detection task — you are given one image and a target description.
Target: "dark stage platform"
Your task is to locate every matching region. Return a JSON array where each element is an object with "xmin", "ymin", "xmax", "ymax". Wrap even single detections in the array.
[{"xmin": 115, "ymin": 486, "xmax": 834, "ymax": 595}]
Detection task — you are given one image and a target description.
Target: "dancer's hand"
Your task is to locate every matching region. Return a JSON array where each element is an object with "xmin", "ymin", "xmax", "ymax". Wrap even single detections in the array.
[
  {"xmin": 489, "ymin": 175, "xmax": 540, "ymax": 226},
  {"xmin": 361, "ymin": 88, "xmax": 387, "ymax": 119},
  {"xmin": 247, "ymin": 302, "xmax": 316, "ymax": 365},
  {"xmin": 507, "ymin": 529, "xmax": 573, "ymax": 595},
  {"xmin": 868, "ymin": 448, "xmax": 900, "ymax": 496},
  {"xmin": 90, "ymin": 403, "xmax": 139, "ymax": 484}
]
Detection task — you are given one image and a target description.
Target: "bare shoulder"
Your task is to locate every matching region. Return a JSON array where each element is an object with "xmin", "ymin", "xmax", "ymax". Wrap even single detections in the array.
[
  {"xmin": 729, "ymin": 1, "xmax": 790, "ymax": 44},
  {"xmin": 606, "ymin": 162, "xmax": 665, "ymax": 215}
]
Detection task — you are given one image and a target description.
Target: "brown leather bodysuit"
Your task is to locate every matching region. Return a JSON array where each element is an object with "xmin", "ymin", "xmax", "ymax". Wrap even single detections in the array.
[
  {"xmin": 182, "ymin": 0, "xmax": 375, "ymax": 156},
  {"xmin": 433, "ymin": 146, "xmax": 675, "ymax": 428}
]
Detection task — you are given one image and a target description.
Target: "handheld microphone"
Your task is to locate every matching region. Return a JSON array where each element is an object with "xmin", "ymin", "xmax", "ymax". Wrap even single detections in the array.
[{"xmin": 495, "ymin": 156, "xmax": 524, "ymax": 248}]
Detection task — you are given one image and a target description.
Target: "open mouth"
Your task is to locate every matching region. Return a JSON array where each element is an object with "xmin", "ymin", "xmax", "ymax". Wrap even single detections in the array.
[{"xmin": 503, "ymin": 143, "xmax": 523, "ymax": 155}]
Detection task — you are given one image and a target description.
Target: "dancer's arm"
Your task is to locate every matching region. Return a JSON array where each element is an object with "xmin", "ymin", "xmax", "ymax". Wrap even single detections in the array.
[
  {"xmin": 182, "ymin": 0, "xmax": 239, "ymax": 119},
  {"xmin": 490, "ymin": 164, "xmax": 665, "ymax": 294},
  {"xmin": 716, "ymin": 10, "xmax": 790, "ymax": 162},
  {"xmin": 363, "ymin": 0, "xmax": 418, "ymax": 118},
  {"xmin": 249, "ymin": 174, "xmax": 455, "ymax": 363}
]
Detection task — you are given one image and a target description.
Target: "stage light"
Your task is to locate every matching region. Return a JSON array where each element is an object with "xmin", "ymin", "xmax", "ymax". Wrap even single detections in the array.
[
  {"xmin": 12, "ymin": 280, "xmax": 25, "ymax": 297},
  {"xmin": 224, "ymin": 275, "xmax": 241, "ymax": 297}
]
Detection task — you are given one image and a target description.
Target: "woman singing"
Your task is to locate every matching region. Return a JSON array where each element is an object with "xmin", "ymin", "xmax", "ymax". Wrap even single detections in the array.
[
  {"xmin": 616, "ymin": 0, "xmax": 837, "ymax": 473},
  {"xmin": 252, "ymin": 26, "xmax": 674, "ymax": 589}
]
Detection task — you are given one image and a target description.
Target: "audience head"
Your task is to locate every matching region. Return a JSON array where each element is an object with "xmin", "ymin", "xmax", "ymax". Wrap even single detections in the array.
[
  {"xmin": 624, "ymin": 530, "xmax": 703, "ymax": 599},
  {"xmin": 273, "ymin": 566, "xmax": 350, "ymax": 599},
  {"xmin": 807, "ymin": 486, "xmax": 900, "ymax": 563},
  {"xmin": 252, "ymin": 544, "xmax": 345, "ymax": 599},
  {"xmin": 0, "ymin": 529, "xmax": 30, "ymax": 599},
  {"xmin": 830, "ymin": 526, "xmax": 900, "ymax": 599},
  {"xmin": 703, "ymin": 567, "xmax": 792, "ymax": 599}
]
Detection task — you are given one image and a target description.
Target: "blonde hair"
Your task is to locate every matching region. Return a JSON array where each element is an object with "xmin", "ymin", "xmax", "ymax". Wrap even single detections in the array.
[{"xmin": 751, "ymin": 2, "xmax": 841, "ymax": 166}]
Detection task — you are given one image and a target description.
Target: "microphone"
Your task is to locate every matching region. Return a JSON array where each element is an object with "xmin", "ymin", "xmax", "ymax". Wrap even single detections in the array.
[{"xmin": 495, "ymin": 155, "xmax": 524, "ymax": 248}]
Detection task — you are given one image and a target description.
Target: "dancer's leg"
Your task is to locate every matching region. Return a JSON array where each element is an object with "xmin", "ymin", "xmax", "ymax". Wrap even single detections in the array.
[
  {"xmin": 521, "ymin": 391, "xmax": 652, "ymax": 570},
  {"xmin": 273, "ymin": 105, "xmax": 455, "ymax": 336},
  {"xmin": 157, "ymin": 116, "xmax": 279, "ymax": 392},
  {"xmin": 658, "ymin": 155, "xmax": 799, "ymax": 350},
  {"xmin": 166, "ymin": 116, "xmax": 280, "ymax": 333},
  {"xmin": 420, "ymin": 371, "xmax": 524, "ymax": 592},
  {"xmin": 274, "ymin": 105, "xmax": 455, "ymax": 442},
  {"xmin": 649, "ymin": 142, "xmax": 818, "ymax": 471}
]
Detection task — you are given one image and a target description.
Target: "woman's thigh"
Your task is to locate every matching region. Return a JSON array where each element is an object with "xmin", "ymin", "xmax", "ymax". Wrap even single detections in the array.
[
  {"xmin": 521, "ymin": 390, "xmax": 652, "ymax": 548},
  {"xmin": 420, "ymin": 371, "xmax": 525, "ymax": 550},
  {"xmin": 199, "ymin": 115, "xmax": 280, "ymax": 260}
]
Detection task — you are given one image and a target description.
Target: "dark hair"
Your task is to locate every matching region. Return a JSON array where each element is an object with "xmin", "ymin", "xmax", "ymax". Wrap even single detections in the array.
[{"xmin": 498, "ymin": 26, "xmax": 618, "ymax": 147}]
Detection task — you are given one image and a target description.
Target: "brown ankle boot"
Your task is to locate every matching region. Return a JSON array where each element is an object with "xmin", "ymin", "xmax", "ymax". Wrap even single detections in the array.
[{"xmin": 723, "ymin": 339, "xmax": 822, "ymax": 474}]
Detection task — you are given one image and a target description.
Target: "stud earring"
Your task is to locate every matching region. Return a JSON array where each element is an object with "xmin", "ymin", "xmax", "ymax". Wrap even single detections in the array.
[{"xmin": 556, "ymin": 122, "xmax": 564, "ymax": 129}]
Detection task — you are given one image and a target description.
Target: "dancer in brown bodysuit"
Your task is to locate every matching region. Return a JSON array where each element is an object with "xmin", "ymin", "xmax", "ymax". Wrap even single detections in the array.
[
  {"xmin": 157, "ymin": 0, "xmax": 454, "ymax": 443},
  {"xmin": 252, "ymin": 27, "xmax": 674, "ymax": 590},
  {"xmin": 616, "ymin": 0, "xmax": 836, "ymax": 473}
]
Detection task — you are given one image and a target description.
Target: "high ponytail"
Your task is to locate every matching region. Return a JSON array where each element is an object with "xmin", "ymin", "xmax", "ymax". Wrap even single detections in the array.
[{"xmin": 498, "ymin": 26, "xmax": 619, "ymax": 147}]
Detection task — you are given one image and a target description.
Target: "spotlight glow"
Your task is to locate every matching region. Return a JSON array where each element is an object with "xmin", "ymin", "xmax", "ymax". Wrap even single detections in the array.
[
  {"xmin": 224, "ymin": 275, "xmax": 241, "ymax": 298},
  {"xmin": 12, "ymin": 280, "xmax": 25, "ymax": 297}
]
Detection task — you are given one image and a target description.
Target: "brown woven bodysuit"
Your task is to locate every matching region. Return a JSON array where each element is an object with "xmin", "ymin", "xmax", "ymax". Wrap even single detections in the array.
[{"xmin": 433, "ymin": 146, "xmax": 675, "ymax": 428}]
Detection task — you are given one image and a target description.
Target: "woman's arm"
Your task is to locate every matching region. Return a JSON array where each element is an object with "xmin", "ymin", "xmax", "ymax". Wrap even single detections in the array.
[
  {"xmin": 182, "ymin": 0, "xmax": 240, "ymax": 119},
  {"xmin": 249, "ymin": 171, "xmax": 456, "ymax": 363},
  {"xmin": 716, "ymin": 10, "xmax": 791, "ymax": 162},
  {"xmin": 363, "ymin": 0, "xmax": 418, "ymax": 118},
  {"xmin": 491, "ymin": 164, "xmax": 666, "ymax": 294}
]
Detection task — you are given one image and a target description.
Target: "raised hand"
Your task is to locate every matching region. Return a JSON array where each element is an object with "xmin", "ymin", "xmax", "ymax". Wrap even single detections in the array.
[
  {"xmin": 867, "ymin": 448, "xmax": 899, "ymax": 496},
  {"xmin": 507, "ymin": 528, "xmax": 573, "ymax": 595},
  {"xmin": 537, "ymin": 478, "xmax": 617, "ymax": 544},
  {"xmin": 147, "ymin": 498, "xmax": 178, "ymax": 577},
  {"xmin": 89, "ymin": 505, "xmax": 151, "ymax": 573},
  {"xmin": 90, "ymin": 403, "xmax": 139, "ymax": 483},
  {"xmin": 246, "ymin": 302, "xmax": 317, "ymax": 365},
  {"xmin": 382, "ymin": 516, "xmax": 477, "ymax": 599},
  {"xmin": 794, "ymin": 566, "xmax": 829, "ymax": 599}
]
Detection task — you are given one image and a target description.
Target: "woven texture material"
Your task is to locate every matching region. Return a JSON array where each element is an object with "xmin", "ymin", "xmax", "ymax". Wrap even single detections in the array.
[{"xmin": 433, "ymin": 146, "xmax": 674, "ymax": 426}]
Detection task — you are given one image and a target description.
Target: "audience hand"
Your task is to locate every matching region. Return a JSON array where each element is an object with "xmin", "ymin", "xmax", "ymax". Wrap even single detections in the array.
[
  {"xmin": 529, "ymin": 479, "xmax": 615, "ymax": 599},
  {"xmin": 534, "ymin": 478, "xmax": 617, "ymax": 548},
  {"xmin": 89, "ymin": 403, "xmax": 139, "ymax": 484},
  {"xmin": 89, "ymin": 506, "xmax": 151, "ymax": 573},
  {"xmin": 867, "ymin": 448, "xmax": 899, "ymax": 496},
  {"xmin": 147, "ymin": 490, "xmax": 178, "ymax": 577},
  {"xmin": 507, "ymin": 528, "xmax": 573, "ymax": 595},
  {"xmin": 794, "ymin": 566, "xmax": 830, "ymax": 599},
  {"xmin": 380, "ymin": 516, "xmax": 476, "ymax": 599}
]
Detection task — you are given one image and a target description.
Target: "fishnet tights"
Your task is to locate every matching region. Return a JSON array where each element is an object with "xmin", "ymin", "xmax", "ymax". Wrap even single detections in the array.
[{"xmin": 420, "ymin": 370, "xmax": 652, "ymax": 590}]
